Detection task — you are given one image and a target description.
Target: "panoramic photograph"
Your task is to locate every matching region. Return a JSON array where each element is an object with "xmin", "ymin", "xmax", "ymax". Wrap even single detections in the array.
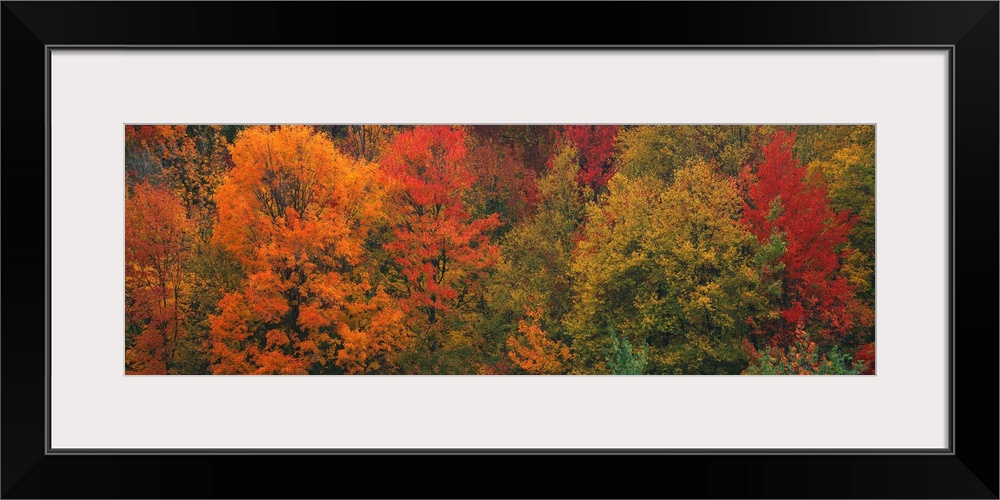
[{"xmin": 125, "ymin": 124, "xmax": 875, "ymax": 375}]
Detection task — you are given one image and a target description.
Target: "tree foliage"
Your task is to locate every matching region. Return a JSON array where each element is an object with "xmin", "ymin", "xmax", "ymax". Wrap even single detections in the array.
[
  {"xmin": 506, "ymin": 307, "xmax": 572, "ymax": 374},
  {"xmin": 616, "ymin": 125, "xmax": 775, "ymax": 182},
  {"xmin": 380, "ymin": 126, "xmax": 502, "ymax": 373},
  {"xmin": 566, "ymin": 162, "xmax": 767, "ymax": 374},
  {"xmin": 124, "ymin": 124, "xmax": 875, "ymax": 375},
  {"xmin": 125, "ymin": 182, "xmax": 194, "ymax": 374},
  {"xmin": 740, "ymin": 129, "xmax": 873, "ymax": 349},
  {"xmin": 209, "ymin": 125, "xmax": 406, "ymax": 374},
  {"xmin": 466, "ymin": 127, "xmax": 539, "ymax": 230},
  {"xmin": 743, "ymin": 329, "xmax": 864, "ymax": 375},
  {"xmin": 125, "ymin": 125, "xmax": 231, "ymax": 239},
  {"xmin": 562, "ymin": 125, "xmax": 618, "ymax": 191},
  {"xmin": 485, "ymin": 145, "xmax": 591, "ymax": 373}
]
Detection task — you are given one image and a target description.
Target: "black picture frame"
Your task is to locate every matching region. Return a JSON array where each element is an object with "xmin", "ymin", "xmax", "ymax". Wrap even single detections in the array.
[{"xmin": 2, "ymin": 2, "xmax": 996, "ymax": 498}]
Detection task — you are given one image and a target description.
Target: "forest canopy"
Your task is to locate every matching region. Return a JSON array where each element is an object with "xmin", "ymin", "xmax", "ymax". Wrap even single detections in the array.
[{"xmin": 125, "ymin": 124, "xmax": 876, "ymax": 375}]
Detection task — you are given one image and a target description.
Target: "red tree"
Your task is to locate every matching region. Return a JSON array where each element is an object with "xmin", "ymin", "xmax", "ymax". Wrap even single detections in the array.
[
  {"xmin": 381, "ymin": 127, "xmax": 501, "ymax": 356},
  {"xmin": 562, "ymin": 125, "xmax": 618, "ymax": 191},
  {"xmin": 854, "ymin": 342, "xmax": 876, "ymax": 375},
  {"xmin": 466, "ymin": 130, "xmax": 539, "ymax": 227},
  {"xmin": 741, "ymin": 129, "xmax": 872, "ymax": 347}
]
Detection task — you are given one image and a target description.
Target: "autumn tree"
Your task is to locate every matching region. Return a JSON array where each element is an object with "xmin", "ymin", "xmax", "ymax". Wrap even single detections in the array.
[
  {"xmin": 484, "ymin": 145, "xmax": 591, "ymax": 374},
  {"xmin": 125, "ymin": 182, "xmax": 194, "ymax": 374},
  {"xmin": 791, "ymin": 125, "xmax": 859, "ymax": 167},
  {"xmin": 177, "ymin": 125, "xmax": 232, "ymax": 237},
  {"xmin": 561, "ymin": 125, "xmax": 618, "ymax": 192},
  {"xmin": 743, "ymin": 329, "xmax": 865, "ymax": 375},
  {"xmin": 125, "ymin": 125, "xmax": 176, "ymax": 185},
  {"xmin": 740, "ymin": 129, "xmax": 873, "ymax": 350},
  {"xmin": 465, "ymin": 127, "xmax": 539, "ymax": 231},
  {"xmin": 124, "ymin": 125, "xmax": 232, "ymax": 239},
  {"xmin": 467, "ymin": 125, "xmax": 563, "ymax": 175},
  {"xmin": 325, "ymin": 125, "xmax": 398, "ymax": 162},
  {"xmin": 506, "ymin": 308, "xmax": 571, "ymax": 374},
  {"xmin": 564, "ymin": 173, "xmax": 660, "ymax": 373},
  {"xmin": 636, "ymin": 163, "xmax": 771, "ymax": 374},
  {"xmin": 853, "ymin": 342, "xmax": 876, "ymax": 375},
  {"xmin": 380, "ymin": 126, "xmax": 501, "ymax": 373},
  {"xmin": 209, "ymin": 126, "xmax": 407, "ymax": 374},
  {"xmin": 797, "ymin": 126, "xmax": 877, "ymax": 365},
  {"xmin": 806, "ymin": 126, "xmax": 876, "ymax": 303},
  {"xmin": 179, "ymin": 239, "xmax": 244, "ymax": 374},
  {"xmin": 616, "ymin": 125, "xmax": 775, "ymax": 182},
  {"xmin": 567, "ymin": 163, "xmax": 767, "ymax": 374},
  {"xmin": 126, "ymin": 125, "xmax": 234, "ymax": 374}
]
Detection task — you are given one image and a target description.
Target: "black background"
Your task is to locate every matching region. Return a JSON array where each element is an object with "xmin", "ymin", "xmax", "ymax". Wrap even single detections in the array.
[{"xmin": 2, "ymin": 2, "xmax": 997, "ymax": 498}]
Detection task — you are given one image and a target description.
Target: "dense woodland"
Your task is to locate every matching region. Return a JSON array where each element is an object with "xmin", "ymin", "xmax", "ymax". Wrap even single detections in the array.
[{"xmin": 125, "ymin": 124, "xmax": 875, "ymax": 375}]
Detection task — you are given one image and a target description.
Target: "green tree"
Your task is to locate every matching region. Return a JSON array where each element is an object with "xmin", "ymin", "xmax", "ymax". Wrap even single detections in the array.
[{"xmin": 606, "ymin": 327, "xmax": 647, "ymax": 375}]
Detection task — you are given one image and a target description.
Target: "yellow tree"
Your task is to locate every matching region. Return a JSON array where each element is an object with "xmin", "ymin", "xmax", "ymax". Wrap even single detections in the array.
[
  {"xmin": 566, "ymin": 163, "xmax": 769, "ymax": 374},
  {"xmin": 616, "ymin": 125, "xmax": 775, "ymax": 181},
  {"xmin": 210, "ymin": 126, "xmax": 408, "ymax": 374},
  {"xmin": 485, "ymin": 145, "xmax": 589, "ymax": 374},
  {"xmin": 564, "ymin": 174, "xmax": 662, "ymax": 373},
  {"xmin": 637, "ymin": 163, "xmax": 769, "ymax": 373},
  {"xmin": 806, "ymin": 126, "xmax": 876, "ymax": 304}
]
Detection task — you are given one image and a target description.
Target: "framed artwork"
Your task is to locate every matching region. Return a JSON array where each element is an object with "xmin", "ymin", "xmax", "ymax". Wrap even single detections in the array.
[{"xmin": 2, "ymin": 2, "xmax": 996, "ymax": 498}]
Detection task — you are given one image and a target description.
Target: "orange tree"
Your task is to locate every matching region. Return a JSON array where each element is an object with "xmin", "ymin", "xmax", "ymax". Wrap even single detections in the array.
[
  {"xmin": 209, "ymin": 126, "xmax": 407, "ymax": 374},
  {"xmin": 125, "ymin": 182, "xmax": 194, "ymax": 374}
]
